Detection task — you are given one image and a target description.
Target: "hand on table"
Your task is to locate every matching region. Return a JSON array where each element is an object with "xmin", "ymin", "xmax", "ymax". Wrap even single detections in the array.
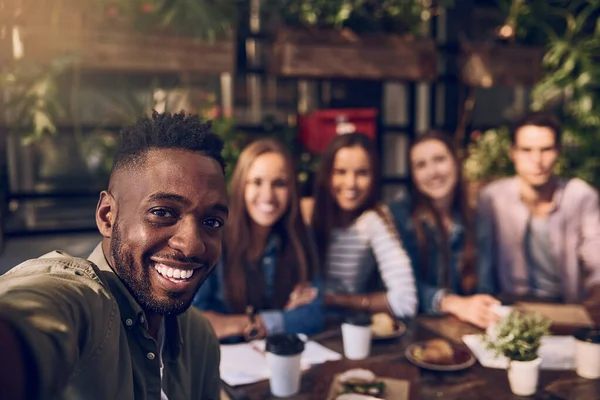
[
  {"xmin": 285, "ymin": 283, "xmax": 318, "ymax": 311},
  {"xmin": 441, "ymin": 294, "xmax": 501, "ymax": 329}
]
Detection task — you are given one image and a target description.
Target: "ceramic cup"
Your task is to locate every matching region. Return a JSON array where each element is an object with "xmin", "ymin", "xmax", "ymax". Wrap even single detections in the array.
[
  {"xmin": 574, "ymin": 327, "xmax": 600, "ymax": 379},
  {"xmin": 265, "ymin": 333, "xmax": 305, "ymax": 397}
]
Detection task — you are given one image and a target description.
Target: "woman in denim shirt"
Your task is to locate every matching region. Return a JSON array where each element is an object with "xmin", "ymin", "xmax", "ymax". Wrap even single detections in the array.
[
  {"xmin": 193, "ymin": 138, "xmax": 323, "ymax": 341},
  {"xmin": 388, "ymin": 131, "xmax": 499, "ymax": 328}
]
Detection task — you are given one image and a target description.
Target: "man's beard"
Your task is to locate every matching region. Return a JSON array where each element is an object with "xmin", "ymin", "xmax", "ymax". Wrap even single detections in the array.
[{"xmin": 110, "ymin": 221, "xmax": 193, "ymax": 316}]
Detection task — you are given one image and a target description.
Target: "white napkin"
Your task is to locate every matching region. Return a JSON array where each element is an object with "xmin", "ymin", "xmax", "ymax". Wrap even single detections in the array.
[
  {"xmin": 462, "ymin": 334, "xmax": 576, "ymax": 370},
  {"xmin": 220, "ymin": 338, "xmax": 342, "ymax": 386}
]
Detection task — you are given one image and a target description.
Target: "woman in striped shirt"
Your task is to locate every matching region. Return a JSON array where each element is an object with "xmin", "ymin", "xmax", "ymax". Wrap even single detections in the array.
[{"xmin": 307, "ymin": 133, "xmax": 417, "ymax": 318}]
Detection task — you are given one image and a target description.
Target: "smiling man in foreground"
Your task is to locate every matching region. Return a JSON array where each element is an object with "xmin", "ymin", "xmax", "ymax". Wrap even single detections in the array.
[{"xmin": 0, "ymin": 111, "xmax": 228, "ymax": 399}]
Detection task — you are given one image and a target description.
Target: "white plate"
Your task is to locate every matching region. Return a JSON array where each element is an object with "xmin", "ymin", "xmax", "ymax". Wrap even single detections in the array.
[{"xmin": 371, "ymin": 320, "xmax": 407, "ymax": 341}]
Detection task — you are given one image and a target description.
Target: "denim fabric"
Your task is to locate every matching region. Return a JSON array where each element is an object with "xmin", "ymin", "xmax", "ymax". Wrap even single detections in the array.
[
  {"xmin": 193, "ymin": 235, "xmax": 324, "ymax": 340},
  {"xmin": 388, "ymin": 195, "xmax": 467, "ymax": 314}
]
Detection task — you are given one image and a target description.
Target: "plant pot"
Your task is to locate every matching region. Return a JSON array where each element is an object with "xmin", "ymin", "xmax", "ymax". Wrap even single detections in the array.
[
  {"xmin": 507, "ymin": 358, "xmax": 541, "ymax": 396},
  {"xmin": 269, "ymin": 26, "xmax": 437, "ymax": 81},
  {"xmin": 2, "ymin": 0, "xmax": 236, "ymax": 74}
]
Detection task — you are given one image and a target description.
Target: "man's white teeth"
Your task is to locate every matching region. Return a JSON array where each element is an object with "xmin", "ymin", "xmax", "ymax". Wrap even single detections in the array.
[{"xmin": 154, "ymin": 264, "xmax": 193, "ymax": 280}]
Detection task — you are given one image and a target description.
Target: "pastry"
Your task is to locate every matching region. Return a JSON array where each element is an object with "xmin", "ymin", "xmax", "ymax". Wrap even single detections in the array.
[
  {"xmin": 414, "ymin": 339, "xmax": 455, "ymax": 364},
  {"xmin": 371, "ymin": 313, "xmax": 396, "ymax": 336}
]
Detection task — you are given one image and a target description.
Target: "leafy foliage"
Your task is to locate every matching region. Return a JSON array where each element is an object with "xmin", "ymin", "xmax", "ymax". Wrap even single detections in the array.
[
  {"xmin": 463, "ymin": 127, "xmax": 514, "ymax": 181},
  {"xmin": 268, "ymin": 0, "xmax": 453, "ymax": 36},
  {"xmin": 0, "ymin": 55, "xmax": 77, "ymax": 145},
  {"xmin": 465, "ymin": 0, "xmax": 600, "ymax": 188},
  {"xmin": 95, "ymin": 0, "xmax": 240, "ymax": 41},
  {"xmin": 527, "ymin": 1, "xmax": 600, "ymax": 188},
  {"xmin": 484, "ymin": 311, "xmax": 552, "ymax": 362},
  {"xmin": 210, "ymin": 116, "xmax": 245, "ymax": 184}
]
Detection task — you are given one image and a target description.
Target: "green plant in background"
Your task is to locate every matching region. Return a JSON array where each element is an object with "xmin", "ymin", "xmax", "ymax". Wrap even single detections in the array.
[
  {"xmin": 269, "ymin": 0, "xmax": 453, "ymax": 36},
  {"xmin": 463, "ymin": 127, "xmax": 514, "ymax": 182},
  {"xmin": 484, "ymin": 311, "xmax": 551, "ymax": 362},
  {"xmin": 491, "ymin": 0, "xmax": 600, "ymax": 188},
  {"xmin": 0, "ymin": 55, "xmax": 77, "ymax": 145},
  {"xmin": 463, "ymin": 1, "xmax": 600, "ymax": 188},
  {"xmin": 95, "ymin": 0, "xmax": 240, "ymax": 41},
  {"xmin": 210, "ymin": 116, "xmax": 245, "ymax": 183},
  {"xmin": 529, "ymin": 1, "xmax": 600, "ymax": 189}
]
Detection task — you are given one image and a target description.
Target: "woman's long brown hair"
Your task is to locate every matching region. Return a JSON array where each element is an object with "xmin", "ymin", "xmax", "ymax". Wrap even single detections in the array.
[
  {"xmin": 311, "ymin": 133, "xmax": 381, "ymax": 272},
  {"xmin": 223, "ymin": 138, "xmax": 318, "ymax": 313},
  {"xmin": 409, "ymin": 131, "xmax": 477, "ymax": 293}
]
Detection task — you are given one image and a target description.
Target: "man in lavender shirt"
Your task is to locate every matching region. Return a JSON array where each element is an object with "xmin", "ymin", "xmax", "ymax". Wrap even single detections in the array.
[{"xmin": 477, "ymin": 111, "xmax": 600, "ymax": 306}]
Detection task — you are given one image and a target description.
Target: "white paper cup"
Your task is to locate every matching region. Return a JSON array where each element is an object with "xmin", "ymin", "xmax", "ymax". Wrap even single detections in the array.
[
  {"xmin": 341, "ymin": 314, "xmax": 372, "ymax": 360},
  {"xmin": 265, "ymin": 334, "xmax": 305, "ymax": 397},
  {"xmin": 574, "ymin": 328, "xmax": 600, "ymax": 379}
]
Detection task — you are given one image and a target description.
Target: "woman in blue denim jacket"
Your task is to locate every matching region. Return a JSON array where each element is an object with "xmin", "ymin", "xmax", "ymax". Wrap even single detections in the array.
[
  {"xmin": 388, "ymin": 131, "xmax": 499, "ymax": 329},
  {"xmin": 193, "ymin": 138, "xmax": 323, "ymax": 341}
]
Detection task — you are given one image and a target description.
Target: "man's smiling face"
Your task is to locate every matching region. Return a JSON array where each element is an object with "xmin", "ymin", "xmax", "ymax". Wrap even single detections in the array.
[{"xmin": 99, "ymin": 148, "xmax": 228, "ymax": 315}]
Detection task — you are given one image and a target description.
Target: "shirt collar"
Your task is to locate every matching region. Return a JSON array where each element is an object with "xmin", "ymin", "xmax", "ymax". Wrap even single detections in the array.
[
  {"xmin": 263, "ymin": 234, "xmax": 281, "ymax": 256},
  {"xmin": 87, "ymin": 243, "xmax": 183, "ymax": 360},
  {"xmin": 512, "ymin": 175, "xmax": 567, "ymax": 213}
]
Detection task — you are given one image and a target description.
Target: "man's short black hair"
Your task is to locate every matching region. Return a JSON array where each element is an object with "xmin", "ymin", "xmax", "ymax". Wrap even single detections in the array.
[
  {"xmin": 112, "ymin": 110, "xmax": 226, "ymax": 175},
  {"xmin": 511, "ymin": 111, "xmax": 562, "ymax": 148}
]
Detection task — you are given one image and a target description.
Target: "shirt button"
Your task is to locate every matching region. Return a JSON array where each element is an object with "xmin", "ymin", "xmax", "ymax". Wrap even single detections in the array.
[
  {"xmin": 147, "ymin": 352, "xmax": 156, "ymax": 360},
  {"xmin": 125, "ymin": 319, "xmax": 133, "ymax": 327},
  {"xmin": 264, "ymin": 257, "xmax": 271, "ymax": 264}
]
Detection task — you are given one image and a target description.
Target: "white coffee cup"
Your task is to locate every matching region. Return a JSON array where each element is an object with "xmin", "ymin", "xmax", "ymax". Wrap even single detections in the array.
[
  {"xmin": 265, "ymin": 334, "xmax": 305, "ymax": 397},
  {"xmin": 341, "ymin": 314, "xmax": 372, "ymax": 360},
  {"xmin": 574, "ymin": 327, "xmax": 600, "ymax": 379}
]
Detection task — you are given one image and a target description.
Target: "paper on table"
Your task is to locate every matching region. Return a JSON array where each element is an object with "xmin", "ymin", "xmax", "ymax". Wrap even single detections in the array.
[
  {"xmin": 462, "ymin": 334, "xmax": 575, "ymax": 370},
  {"xmin": 220, "ymin": 342, "xmax": 269, "ymax": 386},
  {"xmin": 251, "ymin": 339, "xmax": 343, "ymax": 367},
  {"xmin": 220, "ymin": 340, "xmax": 343, "ymax": 386},
  {"xmin": 515, "ymin": 302, "xmax": 594, "ymax": 327}
]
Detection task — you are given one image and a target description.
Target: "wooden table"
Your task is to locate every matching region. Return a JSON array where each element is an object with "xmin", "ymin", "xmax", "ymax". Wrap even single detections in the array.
[{"xmin": 223, "ymin": 305, "xmax": 600, "ymax": 400}]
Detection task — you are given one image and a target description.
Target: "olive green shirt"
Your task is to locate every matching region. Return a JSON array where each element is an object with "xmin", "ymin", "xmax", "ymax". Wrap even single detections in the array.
[{"xmin": 0, "ymin": 243, "xmax": 221, "ymax": 399}]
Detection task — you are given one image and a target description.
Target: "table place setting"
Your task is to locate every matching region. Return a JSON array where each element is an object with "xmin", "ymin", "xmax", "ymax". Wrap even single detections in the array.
[
  {"xmin": 219, "ymin": 333, "xmax": 343, "ymax": 387},
  {"xmin": 462, "ymin": 334, "xmax": 576, "ymax": 370}
]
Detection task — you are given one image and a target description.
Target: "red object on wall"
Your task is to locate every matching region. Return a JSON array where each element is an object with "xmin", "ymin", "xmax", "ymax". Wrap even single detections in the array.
[{"xmin": 297, "ymin": 108, "xmax": 379, "ymax": 153}]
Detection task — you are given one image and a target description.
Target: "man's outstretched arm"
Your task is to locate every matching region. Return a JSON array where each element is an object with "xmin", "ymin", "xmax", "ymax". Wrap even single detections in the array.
[{"xmin": 0, "ymin": 318, "xmax": 30, "ymax": 400}]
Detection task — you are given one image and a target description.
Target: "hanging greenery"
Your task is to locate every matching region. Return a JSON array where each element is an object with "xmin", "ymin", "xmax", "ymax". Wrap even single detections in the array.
[
  {"xmin": 268, "ymin": 0, "xmax": 454, "ymax": 36},
  {"xmin": 464, "ymin": 0, "xmax": 600, "ymax": 188},
  {"xmin": 95, "ymin": 0, "xmax": 241, "ymax": 41},
  {"xmin": 0, "ymin": 55, "xmax": 78, "ymax": 145}
]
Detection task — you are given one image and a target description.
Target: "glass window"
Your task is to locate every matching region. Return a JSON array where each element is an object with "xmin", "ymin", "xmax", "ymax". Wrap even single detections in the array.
[
  {"xmin": 383, "ymin": 82, "xmax": 409, "ymax": 126},
  {"xmin": 382, "ymin": 133, "xmax": 409, "ymax": 178}
]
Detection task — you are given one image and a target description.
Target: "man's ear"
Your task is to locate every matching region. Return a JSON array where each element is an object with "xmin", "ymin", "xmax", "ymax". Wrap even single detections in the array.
[
  {"xmin": 96, "ymin": 191, "xmax": 116, "ymax": 238},
  {"xmin": 509, "ymin": 145, "xmax": 516, "ymax": 162}
]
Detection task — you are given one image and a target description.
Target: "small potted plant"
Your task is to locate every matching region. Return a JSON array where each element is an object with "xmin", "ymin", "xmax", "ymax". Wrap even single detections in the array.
[{"xmin": 484, "ymin": 311, "xmax": 552, "ymax": 396}]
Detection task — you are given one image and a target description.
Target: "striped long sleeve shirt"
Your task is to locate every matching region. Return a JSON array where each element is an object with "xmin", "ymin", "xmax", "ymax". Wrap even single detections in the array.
[{"xmin": 323, "ymin": 206, "xmax": 418, "ymax": 317}]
